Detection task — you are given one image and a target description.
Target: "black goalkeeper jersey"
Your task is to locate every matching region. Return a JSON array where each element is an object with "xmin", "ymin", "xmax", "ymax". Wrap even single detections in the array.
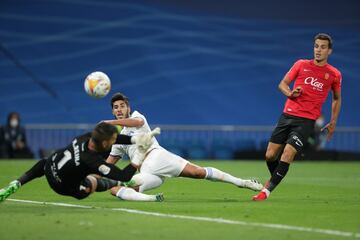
[{"xmin": 45, "ymin": 132, "xmax": 136, "ymax": 188}]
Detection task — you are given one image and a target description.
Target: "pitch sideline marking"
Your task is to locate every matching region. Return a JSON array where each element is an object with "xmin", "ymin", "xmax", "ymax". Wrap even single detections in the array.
[{"xmin": 6, "ymin": 198, "xmax": 360, "ymax": 239}]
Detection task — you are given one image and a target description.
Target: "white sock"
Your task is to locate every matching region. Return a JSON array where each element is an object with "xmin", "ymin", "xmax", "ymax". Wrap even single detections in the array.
[
  {"xmin": 116, "ymin": 187, "xmax": 157, "ymax": 201},
  {"xmin": 262, "ymin": 188, "xmax": 271, "ymax": 197},
  {"xmin": 205, "ymin": 167, "xmax": 245, "ymax": 187},
  {"xmin": 132, "ymin": 173, "xmax": 164, "ymax": 193}
]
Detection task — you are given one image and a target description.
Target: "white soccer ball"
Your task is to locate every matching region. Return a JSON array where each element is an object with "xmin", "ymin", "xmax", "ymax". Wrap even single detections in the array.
[{"xmin": 84, "ymin": 71, "xmax": 111, "ymax": 98}]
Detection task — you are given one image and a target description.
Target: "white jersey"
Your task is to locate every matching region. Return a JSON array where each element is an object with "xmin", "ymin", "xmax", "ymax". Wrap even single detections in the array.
[
  {"xmin": 110, "ymin": 110, "xmax": 189, "ymax": 178},
  {"xmin": 110, "ymin": 111, "xmax": 160, "ymax": 160}
]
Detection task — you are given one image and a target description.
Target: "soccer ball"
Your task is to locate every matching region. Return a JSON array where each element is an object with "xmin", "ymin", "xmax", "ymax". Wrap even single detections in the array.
[{"xmin": 84, "ymin": 71, "xmax": 111, "ymax": 98}]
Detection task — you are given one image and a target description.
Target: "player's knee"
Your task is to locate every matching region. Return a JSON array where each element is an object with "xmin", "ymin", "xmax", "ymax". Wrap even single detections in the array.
[
  {"xmin": 265, "ymin": 150, "xmax": 277, "ymax": 161},
  {"xmin": 110, "ymin": 186, "xmax": 120, "ymax": 196},
  {"xmin": 131, "ymin": 174, "xmax": 144, "ymax": 186},
  {"xmin": 265, "ymin": 143, "xmax": 284, "ymax": 161}
]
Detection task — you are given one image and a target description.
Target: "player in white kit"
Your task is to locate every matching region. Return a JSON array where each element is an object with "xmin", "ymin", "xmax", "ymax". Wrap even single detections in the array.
[{"xmin": 104, "ymin": 93, "xmax": 263, "ymax": 201}]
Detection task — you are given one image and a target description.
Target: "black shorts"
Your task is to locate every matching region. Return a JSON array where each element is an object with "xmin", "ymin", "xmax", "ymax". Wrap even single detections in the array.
[
  {"xmin": 44, "ymin": 162, "xmax": 91, "ymax": 200},
  {"xmin": 270, "ymin": 113, "xmax": 315, "ymax": 152}
]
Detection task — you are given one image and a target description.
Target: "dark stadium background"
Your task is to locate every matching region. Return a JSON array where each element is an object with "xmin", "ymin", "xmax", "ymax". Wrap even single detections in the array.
[{"xmin": 0, "ymin": 0, "xmax": 359, "ymax": 157}]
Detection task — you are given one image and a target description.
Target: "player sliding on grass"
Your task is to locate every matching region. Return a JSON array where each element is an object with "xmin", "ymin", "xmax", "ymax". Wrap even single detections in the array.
[
  {"xmin": 102, "ymin": 93, "xmax": 263, "ymax": 201},
  {"xmin": 0, "ymin": 122, "xmax": 163, "ymax": 202},
  {"xmin": 253, "ymin": 33, "xmax": 342, "ymax": 201}
]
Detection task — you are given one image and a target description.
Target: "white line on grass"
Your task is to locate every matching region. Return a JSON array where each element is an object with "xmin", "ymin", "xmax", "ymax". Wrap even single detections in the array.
[{"xmin": 7, "ymin": 198, "xmax": 360, "ymax": 239}]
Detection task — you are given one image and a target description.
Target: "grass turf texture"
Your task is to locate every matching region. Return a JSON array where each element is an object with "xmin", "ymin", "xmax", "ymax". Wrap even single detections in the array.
[{"xmin": 0, "ymin": 160, "xmax": 359, "ymax": 240}]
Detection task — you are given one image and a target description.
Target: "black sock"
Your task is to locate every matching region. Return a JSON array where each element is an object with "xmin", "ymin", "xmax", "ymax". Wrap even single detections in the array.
[
  {"xmin": 267, "ymin": 161, "xmax": 290, "ymax": 192},
  {"xmin": 95, "ymin": 178, "xmax": 119, "ymax": 192},
  {"xmin": 17, "ymin": 159, "xmax": 46, "ymax": 186},
  {"xmin": 266, "ymin": 160, "xmax": 279, "ymax": 175}
]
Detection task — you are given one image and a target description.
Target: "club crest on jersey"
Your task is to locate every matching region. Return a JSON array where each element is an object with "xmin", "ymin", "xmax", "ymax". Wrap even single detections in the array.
[
  {"xmin": 304, "ymin": 77, "xmax": 323, "ymax": 91},
  {"xmin": 325, "ymin": 73, "xmax": 329, "ymax": 80}
]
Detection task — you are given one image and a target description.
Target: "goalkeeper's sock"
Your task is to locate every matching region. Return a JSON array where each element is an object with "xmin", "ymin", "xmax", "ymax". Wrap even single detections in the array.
[
  {"xmin": 95, "ymin": 178, "xmax": 120, "ymax": 192},
  {"xmin": 18, "ymin": 158, "xmax": 46, "ymax": 185},
  {"xmin": 116, "ymin": 187, "xmax": 158, "ymax": 201},
  {"xmin": 204, "ymin": 167, "xmax": 246, "ymax": 187}
]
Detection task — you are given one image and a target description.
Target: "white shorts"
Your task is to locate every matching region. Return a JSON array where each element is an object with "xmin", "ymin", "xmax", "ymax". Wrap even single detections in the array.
[{"xmin": 140, "ymin": 147, "xmax": 189, "ymax": 177}]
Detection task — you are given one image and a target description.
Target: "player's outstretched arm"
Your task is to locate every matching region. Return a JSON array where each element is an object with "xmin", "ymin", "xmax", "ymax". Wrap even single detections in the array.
[
  {"xmin": 114, "ymin": 133, "xmax": 146, "ymax": 146},
  {"xmin": 106, "ymin": 155, "xmax": 120, "ymax": 165},
  {"xmin": 113, "ymin": 127, "xmax": 161, "ymax": 151},
  {"xmin": 103, "ymin": 117, "xmax": 144, "ymax": 128},
  {"xmin": 97, "ymin": 162, "xmax": 138, "ymax": 182}
]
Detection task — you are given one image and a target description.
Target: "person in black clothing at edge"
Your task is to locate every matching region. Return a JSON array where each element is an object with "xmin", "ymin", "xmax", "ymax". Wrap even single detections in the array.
[
  {"xmin": 2, "ymin": 112, "xmax": 34, "ymax": 159},
  {"xmin": 0, "ymin": 122, "xmax": 163, "ymax": 202}
]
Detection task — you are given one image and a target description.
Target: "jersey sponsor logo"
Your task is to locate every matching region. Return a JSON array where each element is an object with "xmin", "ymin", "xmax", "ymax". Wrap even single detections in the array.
[
  {"xmin": 292, "ymin": 135, "xmax": 303, "ymax": 147},
  {"xmin": 304, "ymin": 77, "xmax": 324, "ymax": 91},
  {"xmin": 98, "ymin": 164, "xmax": 111, "ymax": 175},
  {"xmin": 303, "ymin": 69, "xmax": 312, "ymax": 72}
]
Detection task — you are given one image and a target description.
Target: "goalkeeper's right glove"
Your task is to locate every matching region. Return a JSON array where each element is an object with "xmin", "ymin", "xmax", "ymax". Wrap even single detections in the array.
[{"xmin": 130, "ymin": 127, "xmax": 161, "ymax": 152}]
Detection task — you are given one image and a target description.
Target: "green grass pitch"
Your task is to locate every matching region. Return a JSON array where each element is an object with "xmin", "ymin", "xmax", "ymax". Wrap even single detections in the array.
[{"xmin": 0, "ymin": 160, "xmax": 359, "ymax": 240}]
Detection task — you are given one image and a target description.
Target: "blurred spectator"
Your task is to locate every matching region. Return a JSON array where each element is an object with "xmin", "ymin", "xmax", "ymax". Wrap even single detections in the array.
[
  {"xmin": 309, "ymin": 114, "xmax": 327, "ymax": 151},
  {"xmin": 315, "ymin": 114, "xmax": 327, "ymax": 150},
  {"xmin": 2, "ymin": 112, "xmax": 34, "ymax": 159},
  {"xmin": 0, "ymin": 125, "xmax": 7, "ymax": 158}
]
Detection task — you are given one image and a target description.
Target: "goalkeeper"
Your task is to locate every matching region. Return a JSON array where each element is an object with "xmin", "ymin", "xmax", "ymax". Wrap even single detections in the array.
[{"xmin": 0, "ymin": 122, "xmax": 163, "ymax": 202}]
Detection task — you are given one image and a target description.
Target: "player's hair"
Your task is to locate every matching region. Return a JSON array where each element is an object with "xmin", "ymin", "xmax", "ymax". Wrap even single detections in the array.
[
  {"xmin": 314, "ymin": 33, "xmax": 333, "ymax": 49},
  {"xmin": 91, "ymin": 122, "xmax": 117, "ymax": 148},
  {"xmin": 111, "ymin": 92, "xmax": 129, "ymax": 108}
]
